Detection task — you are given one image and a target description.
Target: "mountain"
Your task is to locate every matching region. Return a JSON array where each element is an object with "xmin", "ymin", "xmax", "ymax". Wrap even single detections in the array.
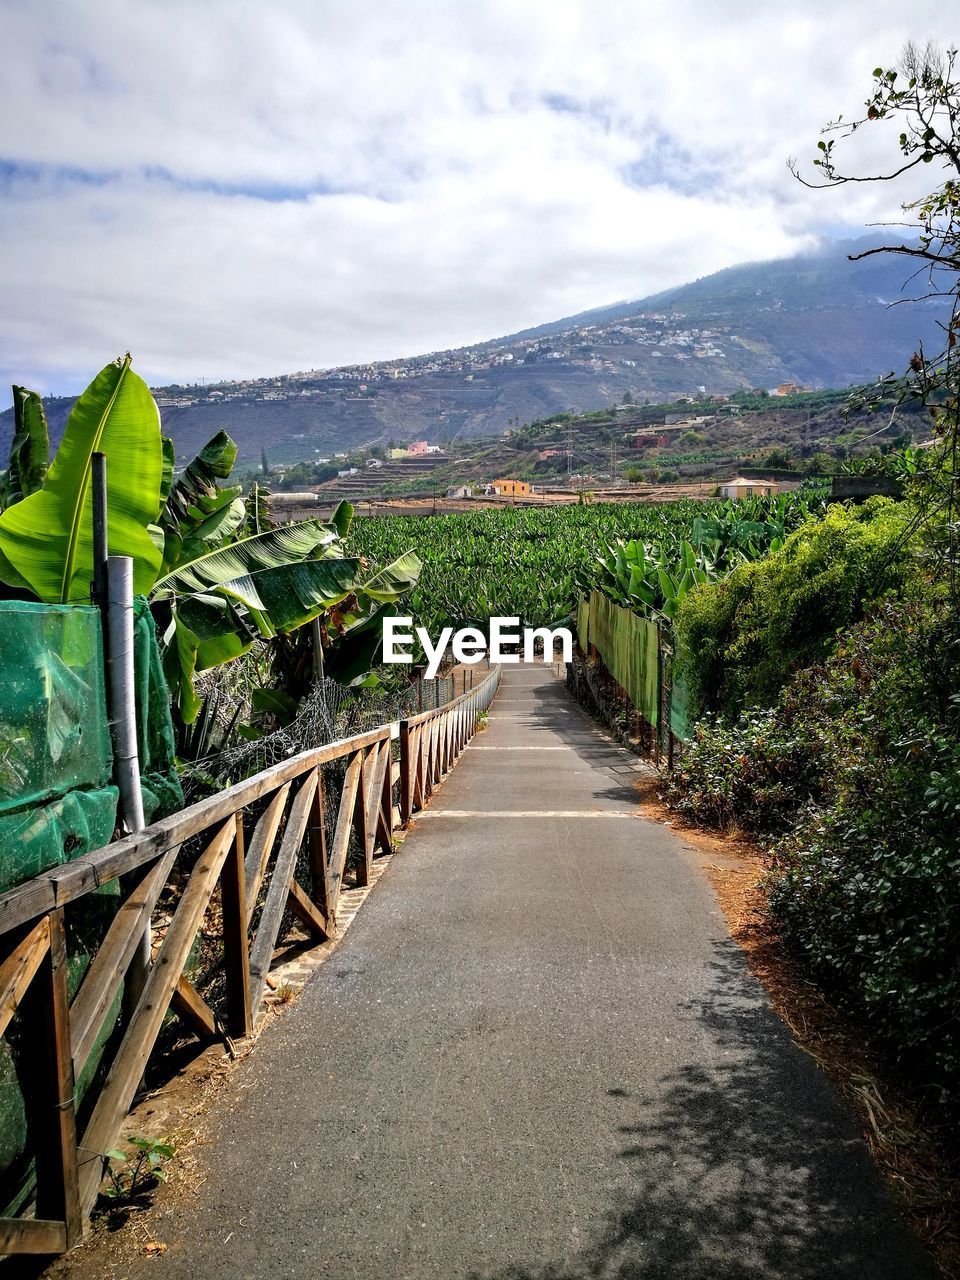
[{"xmin": 2, "ymin": 237, "xmax": 949, "ymax": 468}]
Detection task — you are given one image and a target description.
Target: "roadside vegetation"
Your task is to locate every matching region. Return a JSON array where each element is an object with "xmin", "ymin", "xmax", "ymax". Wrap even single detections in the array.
[
  {"xmin": 0, "ymin": 366, "xmax": 422, "ymax": 764},
  {"xmin": 665, "ymin": 42, "xmax": 960, "ymax": 1129}
]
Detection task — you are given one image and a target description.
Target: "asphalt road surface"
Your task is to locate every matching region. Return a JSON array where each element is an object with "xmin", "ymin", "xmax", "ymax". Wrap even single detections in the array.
[{"xmin": 68, "ymin": 665, "xmax": 934, "ymax": 1279}]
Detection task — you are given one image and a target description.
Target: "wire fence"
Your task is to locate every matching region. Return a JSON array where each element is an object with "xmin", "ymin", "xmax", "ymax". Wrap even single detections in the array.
[{"xmin": 180, "ymin": 659, "xmax": 491, "ymax": 804}]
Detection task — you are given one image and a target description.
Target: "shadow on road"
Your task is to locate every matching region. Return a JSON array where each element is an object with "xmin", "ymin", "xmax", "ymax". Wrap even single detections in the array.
[{"xmin": 469, "ymin": 937, "xmax": 930, "ymax": 1280}]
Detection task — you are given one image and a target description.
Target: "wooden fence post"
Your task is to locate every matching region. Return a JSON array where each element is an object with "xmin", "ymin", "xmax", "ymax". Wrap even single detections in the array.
[
  {"xmin": 32, "ymin": 909, "xmax": 81, "ymax": 1246},
  {"xmin": 399, "ymin": 720, "xmax": 412, "ymax": 824},
  {"xmin": 221, "ymin": 815, "xmax": 252, "ymax": 1040}
]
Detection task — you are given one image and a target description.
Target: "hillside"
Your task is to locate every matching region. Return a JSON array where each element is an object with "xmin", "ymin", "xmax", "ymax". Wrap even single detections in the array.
[{"xmin": 2, "ymin": 237, "xmax": 947, "ymax": 468}]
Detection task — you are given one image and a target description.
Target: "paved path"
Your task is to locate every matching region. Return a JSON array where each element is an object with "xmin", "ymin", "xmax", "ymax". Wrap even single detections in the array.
[{"xmin": 88, "ymin": 666, "xmax": 933, "ymax": 1279}]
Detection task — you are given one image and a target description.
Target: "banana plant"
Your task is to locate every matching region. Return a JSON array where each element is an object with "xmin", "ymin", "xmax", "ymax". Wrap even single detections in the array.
[
  {"xmin": 588, "ymin": 535, "xmax": 717, "ymax": 620},
  {"xmin": 654, "ymin": 540, "xmax": 714, "ymax": 619},
  {"xmin": 0, "ymin": 386, "xmax": 49, "ymax": 511},
  {"xmin": 0, "ymin": 358, "xmax": 423, "ymax": 730},
  {"xmin": 158, "ymin": 430, "xmax": 246, "ymax": 575},
  {"xmin": 0, "ymin": 356, "xmax": 163, "ymax": 602}
]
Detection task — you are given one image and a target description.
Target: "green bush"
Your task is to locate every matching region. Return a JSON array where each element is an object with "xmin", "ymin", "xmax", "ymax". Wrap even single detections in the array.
[
  {"xmin": 769, "ymin": 598, "xmax": 960, "ymax": 1111},
  {"xmin": 665, "ymin": 702, "xmax": 825, "ymax": 835},
  {"xmin": 674, "ymin": 499, "xmax": 911, "ymax": 716},
  {"xmin": 669, "ymin": 593, "xmax": 960, "ymax": 1115}
]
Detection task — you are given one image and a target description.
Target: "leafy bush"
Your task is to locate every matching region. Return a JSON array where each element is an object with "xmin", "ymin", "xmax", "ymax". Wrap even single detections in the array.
[
  {"xmin": 674, "ymin": 499, "xmax": 912, "ymax": 717},
  {"xmin": 669, "ymin": 592, "xmax": 960, "ymax": 1115},
  {"xmin": 766, "ymin": 598, "xmax": 960, "ymax": 1111},
  {"xmin": 665, "ymin": 704, "xmax": 824, "ymax": 835}
]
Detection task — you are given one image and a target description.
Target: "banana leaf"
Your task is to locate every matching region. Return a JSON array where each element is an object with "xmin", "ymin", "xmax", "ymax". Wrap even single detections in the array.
[
  {"xmin": 0, "ymin": 356, "xmax": 164, "ymax": 602},
  {"xmin": 213, "ymin": 556, "xmax": 362, "ymax": 636},
  {"xmin": 158, "ymin": 436, "xmax": 176, "ymax": 511},
  {"xmin": 160, "ymin": 430, "xmax": 245, "ymax": 574},
  {"xmin": 323, "ymin": 608, "xmax": 392, "ymax": 685},
  {"xmin": 151, "ymin": 519, "xmax": 343, "ymax": 597},
  {"xmin": 357, "ymin": 550, "xmax": 422, "ymax": 602},
  {"xmin": 0, "ymin": 386, "xmax": 49, "ymax": 510},
  {"xmin": 329, "ymin": 499, "xmax": 354, "ymax": 538},
  {"xmin": 162, "ymin": 596, "xmax": 253, "ymax": 723}
]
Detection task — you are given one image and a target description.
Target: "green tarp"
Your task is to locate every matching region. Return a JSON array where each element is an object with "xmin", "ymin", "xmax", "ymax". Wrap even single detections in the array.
[
  {"xmin": 0, "ymin": 598, "xmax": 181, "ymax": 1210},
  {"xmin": 669, "ymin": 660, "xmax": 692, "ymax": 743},
  {"xmin": 578, "ymin": 591, "xmax": 660, "ymax": 728},
  {"xmin": 134, "ymin": 599, "xmax": 183, "ymax": 822},
  {"xmin": 0, "ymin": 598, "xmax": 182, "ymax": 892},
  {"xmin": 0, "ymin": 602, "xmax": 117, "ymax": 886},
  {"xmin": 575, "ymin": 592, "xmax": 694, "ymax": 740}
]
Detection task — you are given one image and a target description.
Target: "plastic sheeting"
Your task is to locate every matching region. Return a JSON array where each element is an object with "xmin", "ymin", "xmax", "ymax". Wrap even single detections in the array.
[
  {"xmin": 576, "ymin": 593, "xmax": 693, "ymax": 740},
  {"xmin": 0, "ymin": 598, "xmax": 182, "ymax": 892},
  {"xmin": 578, "ymin": 591, "xmax": 660, "ymax": 728},
  {"xmin": 0, "ymin": 602, "xmax": 117, "ymax": 886},
  {"xmin": 0, "ymin": 598, "xmax": 181, "ymax": 1209}
]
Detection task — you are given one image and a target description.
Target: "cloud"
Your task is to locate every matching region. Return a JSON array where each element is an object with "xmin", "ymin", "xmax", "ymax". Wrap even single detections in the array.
[{"xmin": 0, "ymin": 0, "xmax": 956, "ymax": 393}]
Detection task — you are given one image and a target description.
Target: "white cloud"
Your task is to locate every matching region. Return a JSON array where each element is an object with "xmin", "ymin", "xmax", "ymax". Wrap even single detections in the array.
[{"xmin": 0, "ymin": 0, "xmax": 956, "ymax": 392}]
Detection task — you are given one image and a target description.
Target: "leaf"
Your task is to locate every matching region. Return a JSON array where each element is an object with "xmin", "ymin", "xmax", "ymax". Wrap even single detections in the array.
[
  {"xmin": 0, "ymin": 356, "xmax": 164, "ymax": 602},
  {"xmin": 159, "ymin": 430, "xmax": 244, "ymax": 574},
  {"xmin": 328, "ymin": 499, "xmax": 354, "ymax": 538},
  {"xmin": 1, "ymin": 386, "xmax": 49, "ymax": 509},
  {"xmin": 105, "ymin": 1150, "xmax": 128, "ymax": 1163},
  {"xmin": 151, "ymin": 520, "xmax": 341, "ymax": 600},
  {"xmin": 162, "ymin": 612, "xmax": 203, "ymax": 724},
  {"xmin": 251, "ymin": 686, "xmax": 299, "ymax": 724},
  {"xmin": 158, "ymin": 436, "xmax": 176, "ymax": 512},
  {"xmin": 355, "ymin": 550, "xmax": 422, "ymax": 602}
]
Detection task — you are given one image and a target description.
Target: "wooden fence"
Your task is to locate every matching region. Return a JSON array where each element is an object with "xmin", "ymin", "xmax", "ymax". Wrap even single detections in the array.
[{"xmin": 0, "ymin": 665, "xmax": 500, "ymax": 1256}]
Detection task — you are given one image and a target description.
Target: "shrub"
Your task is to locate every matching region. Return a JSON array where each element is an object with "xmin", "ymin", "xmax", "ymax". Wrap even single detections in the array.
[
  {"xmin": 674, "ymin": 499, "xmax": 912, "ymax": 717},
  {"xmin": 765, "ymin": 597, "xmax": 960, "ymax": 1111},
  {"xmin": 669, "ymin": 592, "xmax": 960, "ymax": 1116},
  {"xmin": 665, "ymin": 703, "xmax": 825, "ymax": 835}
]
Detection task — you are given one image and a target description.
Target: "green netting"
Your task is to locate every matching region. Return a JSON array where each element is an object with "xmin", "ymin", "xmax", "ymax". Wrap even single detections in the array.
[
  {"xmin": 669, "ymin": 660, "xmax": 692, "ymax": 742},
  {"xmin": 0, "ymin": 598, "xmax": 181, "ymax": 1205},
  {"xmin": 0, "ymin": 602, "xmax": 118, "ymax": 889},
  {"xmin": 576, "ymin": 597, "xmax": 590, "ymax": 651},
  {"xmin": 0, "ymin": 787, "xmax": 119, "ymax": 888},
  {"xmin": 0, "ymin": 598, "xmax": 182, "ymax": 891},
  {"xmin": 0, "ymin": 602, "xmax": 112, "ymax": 815},
  {"xmin": 584, "ymin": 591, "xmax": 660, "ymax": 727},
  {"xmin": 0, "ymin": 894, "xmax": 123, "ymax": 1215}
]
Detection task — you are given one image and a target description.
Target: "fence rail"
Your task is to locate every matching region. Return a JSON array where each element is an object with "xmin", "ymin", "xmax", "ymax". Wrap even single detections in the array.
[{"xmin": 0, "ymin": 665, "xmax": 500, "ymax": 1255}]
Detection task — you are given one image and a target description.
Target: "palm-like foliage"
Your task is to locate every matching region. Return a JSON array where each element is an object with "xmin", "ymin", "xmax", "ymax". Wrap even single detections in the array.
[
  {"xmin": 0, "ymin": 386, "xmax": 49, "ymax": 511},
  {"xmin": 0, "ymin": 356, "xmax": 164, "ymax": 601},
  {"xmin": 0, "ymin": 360, "xmax": 422, "ymax": 726}
]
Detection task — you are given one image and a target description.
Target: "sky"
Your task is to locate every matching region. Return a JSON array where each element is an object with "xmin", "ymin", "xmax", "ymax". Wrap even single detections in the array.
[{"xmin": 0, "ymin": 0, "xmax": 957, "ymax": 396}]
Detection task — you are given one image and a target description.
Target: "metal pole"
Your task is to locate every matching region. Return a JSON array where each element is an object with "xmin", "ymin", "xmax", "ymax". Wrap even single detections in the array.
[
  {"xmin": 106, "ymin": 555, "xmax": 149, "ymax": 1008},
  {"xmin": 91, "ymin": 453, "xmax": 108, "ymax": 609},
  {"xmin": 311, "ymin": 616, "xmax": 324, "ymax": 683}
]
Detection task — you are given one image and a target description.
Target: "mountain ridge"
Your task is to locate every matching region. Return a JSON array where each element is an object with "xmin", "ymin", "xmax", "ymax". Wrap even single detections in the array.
[{"xmin": 2, "ymin": 237, "xmax": 948, "ymax": 467}]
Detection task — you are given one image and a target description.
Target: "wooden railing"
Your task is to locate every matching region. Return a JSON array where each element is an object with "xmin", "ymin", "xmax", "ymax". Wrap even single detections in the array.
[{"xmin": 0, "ymin": 665, "xmax": 500, "ymax": 1255}]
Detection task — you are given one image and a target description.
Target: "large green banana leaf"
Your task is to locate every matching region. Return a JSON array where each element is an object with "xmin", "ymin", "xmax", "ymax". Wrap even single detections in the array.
[
  {"xmin": 212, "ymin": 556, "xmax": 362, "ymax": 635},
  {"xmin": 150, "ymin": 519, "xmax": 341, "ymax": 600},
  {"xmin": 328, "ymin": 499, "xmax": 354, "ymax": 538},
  {"xmin": 325, "ymin": 551, "xmax": 423, "ymax": 636},
  {"xmin": 161, "ymin": 594, "xmax": 255, "ymax": 723},
  {"xmin": 0, "ymin": 357, "xmax": 164, "ymax": 602},
  {"xmin": 0, "ymin": 386, "xmax": 49, "ymax": 510}
]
